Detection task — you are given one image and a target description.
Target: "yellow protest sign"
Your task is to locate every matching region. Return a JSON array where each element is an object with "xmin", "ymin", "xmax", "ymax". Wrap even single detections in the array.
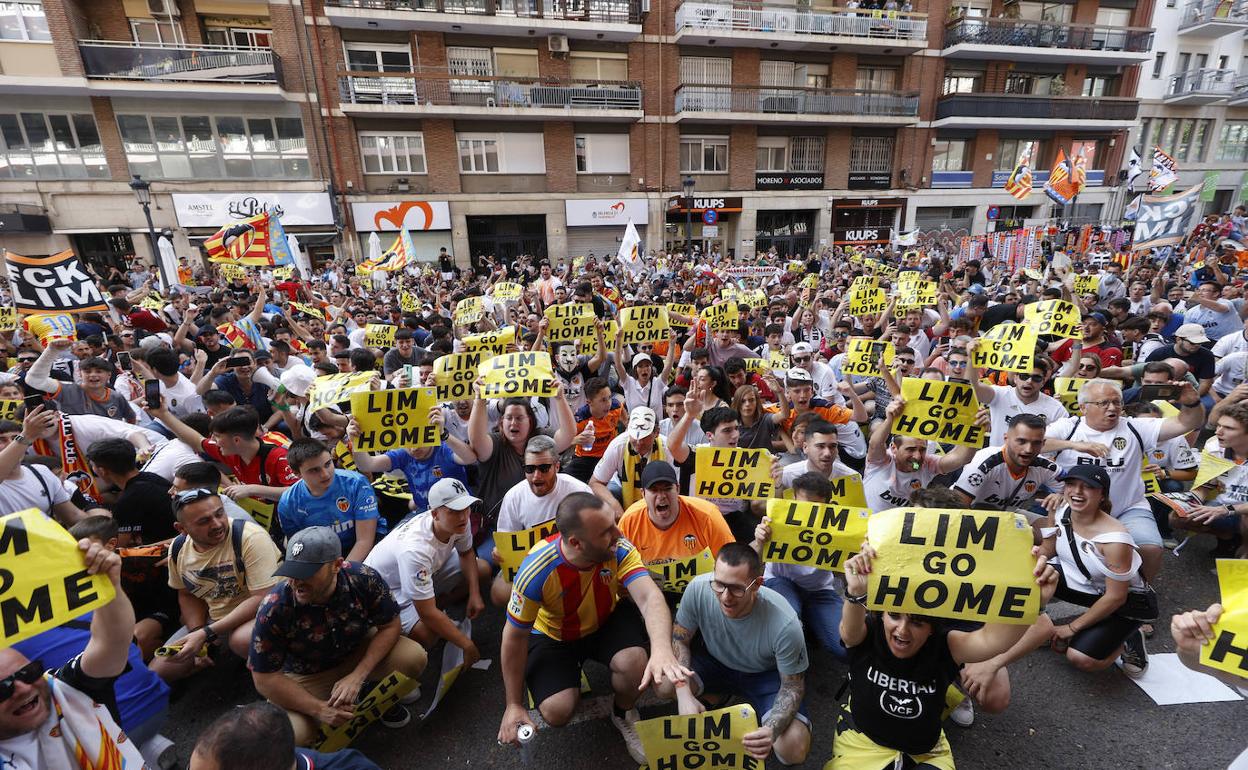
[
  {"xmin": 463, "ymin": 326, "xmax": 515, "ymax": 357},
  {"xmin": 620, "ymin": 305, "xmax": 670, "ymax": 346},
  {"xmin": 0, "ymin": 400, "xmax": 19, "ymax": 421},
  {"xmin": 399, "ymin": 292, "xmax": 419, "ymax": 313},
  {"xmin": 866, "ymin": 507, "xmax": 1041, "ymax": 625},
  {"xmin": 648, "ymin": 549, "xmax": 714, "ymax": 594},
  {"xmin": 544, "ymin": 302, "xmax": 596, "ymax": 344},
  {"xmin": 237, "ymin": 496, "xmax": 275, "ymax": 531},
  {"xmin": 842, "ymin": 337, "xmax": 894, "ymax": 378},
  {"xmin": 1025, "ymin": 299, "xmax": 1082, "ymax": 339},
  {"xmin": 432, "ymin": 350, "xmax": 482, "ymax": 402},
  {"xmin": 694, "ymin": 446, "xmax": 774, "ymax": 500},
  {"xmin": 850, "ymin": 275, "xmax": 878, "ymax": 293},
  {"xmin": 701, "ymin": 300, "xmax": 740, "ymax": 331},
  {"xmin": 495, "ymin": 519, "xmax": 557, "ymax": 583},
  {"xmin": 1153, "ymin": 399, "xmax": 1180, "ymax": 418},
  {"xmin": 372, "ymin": 475, "xmax": 412, "ymax": 501},
  {"xmin": 666, "ymin": 303, "xmax": 696, "ymax": 328},
  {"xmin": 849, "ymin": 287, "xmax": 887, "ymax": 316},
  {"xmin": 349, "ymin": 387, "xmax": 440, "ymax": 452},
  {"xmin": 0, "ymin": 307, "xmax": 16, "ymax": 331},
  {"xmin": 742, "ymin": 357, "xmax": 772, "ymax": 376},
  {"xmin": 1195, "ymin": 450, "xmax": 1240, "ymax": 490},
  {"xmin": 740, "ymin": 288, "xmax": 768, "ymax": 309},
  {"xmin": 313, "ymin": 671, "xmax": 419, "ymax": 752},
  {"xmin": 720, "ymin": 285, "xmax": 739, "ymax": 304},
  {"xmin": 364, "ymin": 323, "xmax": 396, "ymax": 349},
  {"xmin": 637, "ymin": 705, "xmax": 758, "ymax": 770},
  {"xmin": 477, "ymin": 351, "xmax": 556, "ymax": 399},
  {"xmin": 218, "ymin": 262, "xmax": 246, "ymax": 280},
  {"xmin": 290, "ymin": 301, "xmax": 326, "ymax": 320},
  {"xmin": 1200, "ymin": 559, "xmax": 1248, "ymax": 678},
  {"xmin": 599, "ymin": 319, "xmax": 619, "ymax": 352},
  {"xmin": 140, "ymin": 294, "xmax": 164, "ymax": 312},
  {"xmin": 452, "ymin": 296, "xmax": 484, "ymax": 326},
  {"xmin": 273, "ymin": 265, "xmax": 294, "ymax": 280},
  {"xmin": 0, "ymin": 508, "xmax": 116, "ymax": 646},
  {"xmin": 894, "ymin": 377, "xmax": 984, "ymax": 448},
  {"xmin": 764, "ymin": 499, "xmax": 870, "ymax": 572},
  {"xmin": 493, "ymin": 282, "xmax": 523, "ymax": 302},
  {"xmin": 801, "ymin": 273, "xmax": 820, "ymax": 289},
  {"xmin": 769, "ymin": 350, "xmax": 790, "ymax": 371},
  {"xmin": 1072, "ymin": 274, "xmax": 1101, "ymax": 295},
  {"xmin": 829, "ymin": 473, "xmax": 869, "ymax": 508},
  {"xmin": 897, "ymin": 277, "xmax": 936, "ymax": 308},
  {"xmin": 307, "ymin": 371, "xmax": 375, "ymax": 411},
  {"xmin": 1052, "ymin": 376, "xmax": 1086, "ymax": 414},
  {"xmin": 972, "ymin": 323, "xmax": 1037, "ymax": 374}
]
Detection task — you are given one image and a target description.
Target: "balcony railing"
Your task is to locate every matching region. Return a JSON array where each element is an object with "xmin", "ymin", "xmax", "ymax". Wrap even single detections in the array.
[
  {"xmin": 324, "ymin": 0, "xmax": 641, "ymax": 23},
  {"xmin": 1167, "ymin": 67, "xmax": 1236, "ymax": 97},
  {"xmin": 675, "ymin": 2, "xmax": 926, "ymax": 41},
  {"xmin": 78, "ymin": 40, "xmax": 278, "ymax": 84},
  {"xmin": 943, "ymin": 17, "xmax": 1152, "ymax": 52},
  {"xmin": 675, "ymin": 84, "xmax": 919, "ymax": 116},
  {"xmin": 338, "ymin": 72, "xmax": 642, "ymax": 110},
  {"xmin": 935, "ymin": 93, "xmax": 1139, "ymax": 121},
  {"xmin": 1181, "ymin": 0, "xmax": 1248, "ymax": 27}
]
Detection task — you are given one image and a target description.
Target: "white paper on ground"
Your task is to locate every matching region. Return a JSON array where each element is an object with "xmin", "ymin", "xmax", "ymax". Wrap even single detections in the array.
[
  {"xmin": 472, "ymin": 658, "xmax": 492, "ymax": 670},
  {"xmin": 1126, "ymin": 653, "xmax": 1245, "ymax": 705},
  {"xmin": 420, "ymin": 617, "xmax": 470, "ymax": 720}
]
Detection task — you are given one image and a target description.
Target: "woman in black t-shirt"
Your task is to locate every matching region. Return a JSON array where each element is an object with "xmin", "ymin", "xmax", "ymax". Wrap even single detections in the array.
[{"xmin": 826, "ymin": 543, "xmax": 1057, "ymax": 769}]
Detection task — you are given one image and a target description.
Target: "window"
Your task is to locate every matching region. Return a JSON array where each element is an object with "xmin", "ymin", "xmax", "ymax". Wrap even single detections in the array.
[
  {"xmin": 0, "ymin": 2, "xmax": 48, "ymax": 40},
  {"xmin": 205, "ymin": 27, "xmax": 272, "ymax": 48},
  {"xmin": 679, "ymin": 56, "xmax": 732, "ymax": 85},
  {"xmin": 680, "ymin": 136, "xmax": 728, "ymax": 172},
  {"xmin": 1070, "ymin": 139, "xmax": 1100, "ymax": 167},
  {"xmin": 573, "ymin": 134, "xmax": 629, "ymax": 173},
  {"xmin": 756, "ymin": 138, "xmax": 787, "ymax": 172},
  {"xmin": 1004, "ymin": 72, "xmax": 1065, "ymax": 95},
  {"xmin": 850, "ymin": 136, "xmax": 893, "ymax": 173},
  {"xmin": 1152, "ymin": 52, "xmax": 1166, "ymax": 79},
  {"xmin": 932, "ymin": 139, "xmax": 969, "ymax": 171},
  {"xmin": 458, "ymin": 137, "xmax": 498, "ymax": 173},
  {"xmin": 1082, "ymin": 75, "xmax": 1116, "ymax": 97},
  {"xmin": 789, "ymin": 136, "xmax": 825, "ymax": 172},
  {"xmin": 1220, "ymin": 122, "xmax": 1248, "ymax": 162},
  {"xmin": 344, "ymin": 42, "xmax": 412, "ymax": 72},
  {"xmin": 943, "ymin": 71, "xmax": 982, "ymax": 95},
  {"xmin": 995, "ymin": 138, "xmax": 1042, "ymax": 170},
  {"xmin": 130, "ymin": 18, "xmax": 184, "ymax": 45},
  {"xmin": 570, "ymin": 52, "xmax": 628, "ymax": 82},
  {"xmin": 0, "ymin": 111, "xmax": 106, "ymax": 179},
  {"xmin": 1017, "ymin": 2, "xmax": 1072, "ymax": 22},
  {"xmin": 360, "ymin": 132, "xmax": 426, "ymax": 174},
  {"xmin": 1144, "ymin": 118, "xmax": 1214, "ymax": 163},
  {"xmin": 855, "ymin": 67, "xmax": 897, "ymax": 92},
  {"xmin": 457, "ymin": 132, "xmax": 543, "ymax": 173},
  {"xmin": 117, "ymin": 113, "xmax": 309, "ymax": 179}
]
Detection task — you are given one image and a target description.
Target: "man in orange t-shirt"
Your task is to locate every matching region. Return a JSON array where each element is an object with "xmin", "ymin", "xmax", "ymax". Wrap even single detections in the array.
[{"xmin": 618, "ymin": 461, "xmax": 733, "ymax": 598}]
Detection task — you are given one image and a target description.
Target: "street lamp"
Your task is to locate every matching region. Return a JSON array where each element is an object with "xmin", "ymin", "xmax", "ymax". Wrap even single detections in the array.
[
  {"xmin": 129, "ymin": 174, "xmax": 168, "ymax": 289},
  {"xmin": 682, "ymin": 175, "xmax": 695, "ymax": 257}
]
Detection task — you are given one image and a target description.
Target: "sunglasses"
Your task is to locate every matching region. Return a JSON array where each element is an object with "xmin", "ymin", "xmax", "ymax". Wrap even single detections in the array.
[
  {"xmin": 0, "ymin": 660, "xmax": 43, "ymax": 702},
  {"xmin": 1015, "ymin": 373, "xmax": 1044, "ymax": 382},
  {"xmin": 523, "ymin": 463, "xmax": 554, "ymax": 474},
  {"xmin": 173, "ymin": 487, "xmax": 216, "ymax": 510}
]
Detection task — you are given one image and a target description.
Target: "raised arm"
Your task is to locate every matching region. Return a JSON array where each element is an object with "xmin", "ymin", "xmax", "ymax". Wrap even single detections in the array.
[
  {"xmin": 466, "ymin": 380, "xmax": 495, "ymax": 463},
  {"xmin": 965, "ymin": 339, "xmax": 997, "ymax": 404},
  {"xmin": 78, "ymin": 542, "xmax": 135, "ymax": 679},
  {"xmin": 1158, "ymin": 382, "xmax": 1206, "ymax": 441}
]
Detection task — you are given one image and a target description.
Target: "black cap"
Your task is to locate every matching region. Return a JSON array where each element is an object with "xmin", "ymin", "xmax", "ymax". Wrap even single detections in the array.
[
  {"xmin": 196, "ymin": 326, "xmax": 218, "ymax": 338},
  {"xmin": 1059, "ymin": 465, "xmax": 1111, "ymax": 492},
  {"xmin": 640, "ymin": 461, "xmax": 679, "ymax": 489}
]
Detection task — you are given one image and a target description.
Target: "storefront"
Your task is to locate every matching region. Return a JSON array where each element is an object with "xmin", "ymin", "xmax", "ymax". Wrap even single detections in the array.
[
  {"xmin": 350, "ymin": 200, "xmax": 453, "ymax": 262},
  {"xmin": 172, "ymin": 191, "xmax": 339, "ymax": 267},
  {"xmin": 466, "ymin": 214, "xmax": 547, "ymax": 266},
  {"xmin": 564, "ymin": 198, "xmax": 648, "ymax": 258},
  {"xmin": 832, "ymin": 197, "xmax": 904, "ymax": 247},
  {"xmin": 755, "ymin": 209, "xmax": 816, "ymax": 256},
  {"xmin": 664, "ymin": 196, "xmax": 743, "ymax": 257}
]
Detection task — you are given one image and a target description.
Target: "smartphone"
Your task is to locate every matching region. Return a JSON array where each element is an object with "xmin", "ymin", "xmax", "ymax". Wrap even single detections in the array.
[
  {"xmin": 21, "ymin": 381, "xmax": 43, "ymax": 412},
  {"xmin": 116, "ymin": 351, "xmax": 131, "ymax": 371},
  {"xmin": 145, "ymin": 380, "xmax": 162, "ymax": 410},
  {"xmin": 1139, "ymin": 383, "xmax": 1180, "ymax": 402},
  {"xmin": 225, "ymin": 355, "xmax": 250, "ymax": 368}
]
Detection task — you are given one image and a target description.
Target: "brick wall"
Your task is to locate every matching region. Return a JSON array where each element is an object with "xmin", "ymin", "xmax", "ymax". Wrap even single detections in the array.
[
  {"xmin": 728, "ymin": 124, "xmax": 756, "ymax": 190},
  {"xmin": 79, "ymin": 0, "xmax": 130, "ymax": 41},
  {"xmin": 412, "ymin": 32, "xmax": 447, "ymax": 71},
  {"xmin": 177, "ymin": 0, "xmax": 203, "ymax": 45},
  {"xmin": 424, "ymin": 119, "xmax": 463, "ymax": 194},
  {"xmin": 538, "ymin": 47, "xmax": 571, "ymax": 80},
  {"xmin": 970, "ymin": 130, "xmax": 998, "ymax": 188},
  {"xmin": 825, "ymin": 128, "xmax": 852, "ymax": 188},
  {"xmin": 544, "ymin": 121, "xmax": 576, "ymax": 192},
  {"xmin": 40, "ymin": 0, "xmax": 84, "ymax": 76},
  {"xmin": 90, "ymin": 97, "xmax": 130, "ymax": 183}
]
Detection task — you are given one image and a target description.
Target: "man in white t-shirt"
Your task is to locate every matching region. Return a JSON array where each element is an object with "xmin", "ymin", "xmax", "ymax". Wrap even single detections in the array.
[
  {"xmin": 954, "ymin": 413, "xmax": 1061, "ymax": 513},
  {"xmin": 364, "ymin": 478, "xmax": 490, "ymax": 666},
  {"xmin": 0, "ymin": 408, "xmax": 85, "ymax": 523},
  {"xmin": 490, "ymin": 435, "xmax": 590, "ymax": 605},
  {"xmin": 864, "ymin": 397, "xmax": 976, "ymax": 512},
  {"xmin": 1046, "ymin": 377, "xmax": 1205, "ymax": 579},
  {"xmin": 778, "ymin": 419, "xmax": 860, "ymax": 490},
  {"xmin": 967, "ymin": 345, "xmax": 1069, "ymax": 446}
]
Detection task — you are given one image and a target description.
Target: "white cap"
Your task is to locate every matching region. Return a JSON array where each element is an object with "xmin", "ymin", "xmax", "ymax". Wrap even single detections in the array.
[
  {"xmin": 631, "ymin": 352, "xmax": 652, "ymax": 367},
  {"xmin": 428, "ymin": 478, "xmax": 479, "ymax": 511},
  {"xmin": 280, "ymin": 365, "xmax": 317, "ymax": 398},
  {"xmin": 785, "ymin": 367, "xmax": 814, "ymax": 384},
  {"xmin": 790, "ymin": 342, "xmax": 814, "ymax": 355}
]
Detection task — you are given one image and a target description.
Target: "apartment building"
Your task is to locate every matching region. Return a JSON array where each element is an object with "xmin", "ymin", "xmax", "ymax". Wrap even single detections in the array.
[
  {"xmin": 1135, "ymin": 0, "xmax": 1248, "ymax": 213},
  {"xmin": 0, "ymin": 0, "xmax": 1156, "ymax": 270}
]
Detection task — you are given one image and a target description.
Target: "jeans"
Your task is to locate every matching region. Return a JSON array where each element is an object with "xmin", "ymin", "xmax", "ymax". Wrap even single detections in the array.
[{"xmin": 765, "ymin": 576, "xmax": 847, "ymax": 662}]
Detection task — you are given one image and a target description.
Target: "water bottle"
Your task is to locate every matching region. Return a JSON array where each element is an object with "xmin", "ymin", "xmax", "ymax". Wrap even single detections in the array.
[
  {"xmin": 581, "ymin": 420, "xmax": 596, "ymax": 452},
  {"xmin": 517, "ymin": 723, "xmax": 535, "ymax": 764}
]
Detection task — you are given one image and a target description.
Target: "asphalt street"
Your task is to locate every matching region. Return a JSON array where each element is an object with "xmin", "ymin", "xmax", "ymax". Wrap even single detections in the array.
[{"xmin": 162, "ymin": 528, "xmax": 1246, "ymax": 770}]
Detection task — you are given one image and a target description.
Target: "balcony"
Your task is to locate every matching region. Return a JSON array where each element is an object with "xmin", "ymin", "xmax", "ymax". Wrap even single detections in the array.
[
  {"xmin": 674, "ymin": 2, "xmax": 926, "ymax": 53},
  {"xmin": 1230, "ymin": 75, "xmax": 1248, "ymax": 105},
  {"xmin": 337, "ymin": 72, "xmax": 643, "ymax": 120},
  {"xmin": 942, "ymin": 17, "xmax": 1153, "ymax": 65},
  {"xmin": 78, "ymin": 40, "xmax": 282, "ymax": 99},
  {"xmin": 1179, "ymin": 0, "xmax": 1248, "ymax": 37},
  {"xmin": 323, "ymin": 0, "xmax": 642, "ymax": 41},
  {"xmin": 674, "ymin": 84, "xmax": 919, "ymax": 124},
  {"xmin": 933, "ymin": 93, "xmax": 1139, "ymax": 129},
  {"xmin": 1164, "ymin": 68, "xmax": 1236, "ymax": 104}
]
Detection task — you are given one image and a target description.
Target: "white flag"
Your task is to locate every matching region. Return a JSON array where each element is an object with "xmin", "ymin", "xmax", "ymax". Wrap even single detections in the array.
[
  {"xmin": 1123, "ymin": 193, "xmax": 1143, "ymax": 221},
  {"xmin": 893, "ymin": 229, "xmax": 918, "ymax": 247},
  {"xmin": 617, "ymin": 219, "xmax": 644, "ymax": 275},
  {"xmin": 1126, "ymin": 146, "xmax": 1143, "ymax": 193}
]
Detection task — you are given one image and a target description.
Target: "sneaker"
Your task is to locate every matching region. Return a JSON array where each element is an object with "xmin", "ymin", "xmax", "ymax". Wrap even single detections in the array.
[
  {"xmin": 949, "ymin": 697, "xmax": 975, "ymax": 727},
  {"xmin": 1162, "ymin": 537, "xmax": 1180, "ymax": 550},
  {"xmin": 1119, "ymin": 629, "xmax": 1149, "ymax": 678},
  {"xmin": 380, "ymin": 704, "xmax": 411, "ymax": 729},
  {"xmin": 399, "ymin": 685, "xmax": 423, "ymax": 705},
  {"xmin": 610, "ymin": 708, "xmax": 646, "ymax": 764}
]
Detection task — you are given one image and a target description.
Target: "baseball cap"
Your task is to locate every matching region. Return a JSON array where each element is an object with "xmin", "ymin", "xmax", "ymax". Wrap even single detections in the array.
[
  {"xmin": 280, "ymin": 365, "xmax": 316, "ymax": 398},
  {"xmin": 790, "ymin": 342, "xmax": 814, "ymax": 356},
  {"xmin": 632, "ymin": 352, "xmax": 652, "ymax": 367},
  {"xmin": 196, "ymin": 326, "xmax": 219, "ymax": 338},
  {"xmin": 640, "ymin": 460, "xmax": 679, "ymax": 489},
  {"xmin": 1058, "ymin": 465, "xmax": 1112, "ymax": 492},
  {"xmin": 786, "ymin": 367, "xmax": 813, "ymax": 384},
  {"xmin": 428, "ymin": 477, "xmax": 479, "ymax": 511},
  {"xmin": 274, "ymin": 527, "xmax": 342, "ymax": 580},
  {"xmin": 1086, "ymin": 312, "xmax": 1108, "ymax": 326},
  {"xmin": 1175, "ymin": 322, "xmax": 1211, "ymax": 344},
  {"xmin": 626, "ymin": 407, "xmax": 658, "ymax": 440}
]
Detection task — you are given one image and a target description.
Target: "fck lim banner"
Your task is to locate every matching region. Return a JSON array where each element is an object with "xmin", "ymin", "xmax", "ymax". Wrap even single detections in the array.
[{"xmin": 6, "ymin": 249, "xmax": 107, "ymax": 315}]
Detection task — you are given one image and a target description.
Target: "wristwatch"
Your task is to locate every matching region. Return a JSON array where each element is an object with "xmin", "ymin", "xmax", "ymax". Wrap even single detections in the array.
[
  {"xmin": 13, "ymin": 435, "xmax": 31, "ymax": 446},
  {"xmin": 202, "ymin": 624, "xmax": 219, "ymax": 645},
  {"xmin": 1226, "ymin": 503, "xmax": 1238, "ymax": 515},
  {"xmin": 844, "ymin": 592, "xmax": 868, "ymax": 606}
]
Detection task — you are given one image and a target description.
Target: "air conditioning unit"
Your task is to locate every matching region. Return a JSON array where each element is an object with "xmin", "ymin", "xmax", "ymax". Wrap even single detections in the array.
[
  {"xmin": 548, "ymin": 34, "xmax": 569, "ymax": 53},
  {"xmin": 147, "ymin": 0, "xmax": 181, "ymax": 17}
]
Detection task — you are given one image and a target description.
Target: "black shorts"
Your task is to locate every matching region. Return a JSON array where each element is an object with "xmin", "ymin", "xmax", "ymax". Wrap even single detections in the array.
[
  {"xmin": 525, "ymin": 601, "xmax": 649, "ymax": 706},
  {"xmin": 1054, "ymin": 567, "xmax": 1143, "ymax": 660}
]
